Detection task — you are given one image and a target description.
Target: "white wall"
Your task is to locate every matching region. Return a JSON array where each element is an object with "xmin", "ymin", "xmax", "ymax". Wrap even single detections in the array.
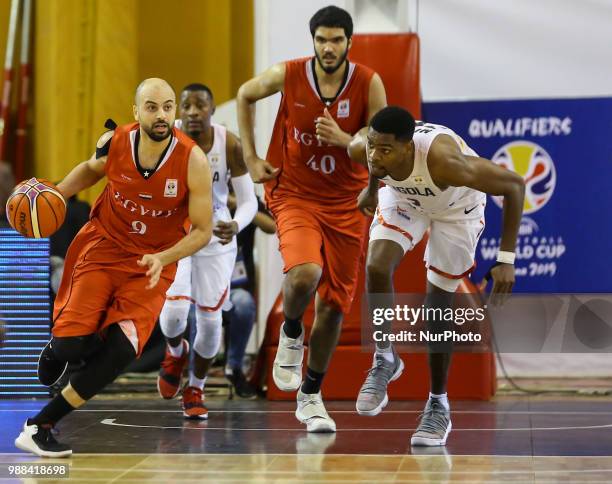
[{"xmin": 418, "ymin": 0, "xmax": 612, "ymax": 100}]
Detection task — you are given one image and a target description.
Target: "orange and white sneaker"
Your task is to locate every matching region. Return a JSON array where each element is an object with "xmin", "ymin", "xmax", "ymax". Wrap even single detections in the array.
[
  {"xmin": 182, "ymin": 386, "xmax": 208, "ymax": 420},
  {"xmin": 157, "ymin": 340, "xmax": 189, "ymax": 399}
]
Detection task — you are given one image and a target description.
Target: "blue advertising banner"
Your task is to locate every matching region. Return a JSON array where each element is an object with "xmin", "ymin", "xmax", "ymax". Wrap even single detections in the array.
[{"xmin": 423, "ymin": 97, "xmax": 612, "ymax": 292}]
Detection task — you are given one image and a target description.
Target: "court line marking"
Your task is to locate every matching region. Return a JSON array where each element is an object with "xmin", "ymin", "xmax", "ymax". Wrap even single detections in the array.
[
  {"xmin": 4, "ymin": 408, "xmax": 612, "ymax": 415},
  {"xmin": 107, "ymin": 458, "xmax": 138, "ymax": 484},
  {"xmin": 99, "ymin": 417, "xmax": 612, "ymax": 432}
]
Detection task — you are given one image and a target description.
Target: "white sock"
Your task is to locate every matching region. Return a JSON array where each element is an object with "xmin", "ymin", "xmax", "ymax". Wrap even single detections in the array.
[
  {"xmin": 168, "ymin": 340, "xmax": 184, "ymax": 357},
  {"xmin": 429, "ymin": 392, "xmax": 450, "ymax": 411},
  {"xmin": 375, "ymin": 345, "xmax": 395, "ymax": 363},
  {"xmin": 189, "ymin": 373, "xmax": 206, "ymax": 390}
]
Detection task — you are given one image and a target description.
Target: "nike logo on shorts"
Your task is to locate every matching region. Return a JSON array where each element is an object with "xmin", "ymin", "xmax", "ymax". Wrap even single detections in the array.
[{"xmin": 464, "ymin": 205, "xmax": 478, "ymax": 214}]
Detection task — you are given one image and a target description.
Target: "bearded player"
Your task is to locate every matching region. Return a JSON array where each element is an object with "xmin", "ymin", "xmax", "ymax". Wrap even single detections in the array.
[
  {"xmin": 15, "ymin": 78, "xmax": 213, "ymax": 457},
  {"xmin": 237, "ymin": 6, "xmax": 386, "ymax": 432}
]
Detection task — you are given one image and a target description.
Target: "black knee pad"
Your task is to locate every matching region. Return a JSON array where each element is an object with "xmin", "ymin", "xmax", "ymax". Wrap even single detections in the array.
[
  {"xmin": 68, "ymin": 324, "xmax": 137, "ymax": 401},
  {"xmin": 52, "ymin": 335, "xmax": 98, "ymax": 362},
  {"xmin": 105, "ymin": 324, "xmax": 137, "ymax": 369}
]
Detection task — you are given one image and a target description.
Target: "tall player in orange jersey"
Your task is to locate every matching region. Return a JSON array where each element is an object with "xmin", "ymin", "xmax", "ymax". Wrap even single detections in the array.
[
  {"xmin": 237, "ymin": 6, "xmax": 386, "ymax": 432},
  {"xmin": 14, "ymin": 78, "xmax": 213, "ymax": 458}
]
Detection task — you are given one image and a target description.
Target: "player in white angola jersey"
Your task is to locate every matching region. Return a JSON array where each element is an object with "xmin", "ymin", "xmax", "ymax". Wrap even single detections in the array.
[
  {"xmin": 349, "ymin": 106, "xmax": 525, "ymax": 446},
  {"xmin": 157, "ymin": 84, "xmax": 257, "ymax": 419}
]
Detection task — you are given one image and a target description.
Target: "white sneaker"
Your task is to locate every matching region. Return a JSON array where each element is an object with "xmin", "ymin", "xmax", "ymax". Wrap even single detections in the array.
[
  {"xmin": 273, "ymin": 323, "xmax": 304, "ymax": 391},
  {"xmin": 15, "ymin": 420, "xmax": 72, "ymax": 458},
  {"xmin": 295, "ymin": 390, "xmax": 336, "ymax": 433}
]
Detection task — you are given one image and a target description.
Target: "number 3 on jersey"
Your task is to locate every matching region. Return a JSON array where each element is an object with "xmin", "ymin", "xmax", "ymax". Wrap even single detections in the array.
[
  {"xmin": 306, "ymin": 154, "xmax": 335, "ymax": 175},
  {"xmin": 130, "ymin": 220, "xmax": 147, "ymax": 235}
]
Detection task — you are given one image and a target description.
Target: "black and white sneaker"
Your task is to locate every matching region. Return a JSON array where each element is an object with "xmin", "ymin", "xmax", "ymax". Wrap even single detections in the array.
[
  {"xmin": 37, "ymin": 340, "xmax": 68, "ymax": 387},
  {"xmin": 15, "ymin": 419, "xmax": 72, "ymax": 457}
]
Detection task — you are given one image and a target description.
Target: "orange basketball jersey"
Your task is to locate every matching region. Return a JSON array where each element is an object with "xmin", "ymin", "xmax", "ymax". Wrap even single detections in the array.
[
  {"xmin": 90, "ymin": 122, "xmax": 195, "ymax": 254},
  {"xmin": 265, "ymin": 57, "xmax": 374, "ymax": 208}
]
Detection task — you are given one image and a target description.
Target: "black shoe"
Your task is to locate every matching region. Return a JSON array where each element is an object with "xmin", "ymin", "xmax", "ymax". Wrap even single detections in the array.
[
  {"xmin": 37, "ymin": 340, "xmax": 68, "ymax": 387},
  {"xmin": 14, "ymin": 419, "xmax": 72, "ymax": 457},
  {"xmin": 226, "ymin": 368, "xmax": 257, "ymax": 399}
]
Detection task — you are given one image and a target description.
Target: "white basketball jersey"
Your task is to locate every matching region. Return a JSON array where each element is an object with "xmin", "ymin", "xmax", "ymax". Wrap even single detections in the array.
[
  {"xmin": 380, "ymin": 121, "xmax": 486, "ymax": 218},
  {"xmin": 196, "ymin": 123, "xmax": 235, "ymax": 255}
]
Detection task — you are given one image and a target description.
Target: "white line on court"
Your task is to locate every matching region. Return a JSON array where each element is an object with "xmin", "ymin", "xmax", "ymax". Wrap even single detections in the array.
[
  {"xmin": 99, "ymin": 417, "xmax": 612, "ymax": 432},
  {"xmin": 2, "ymin": 408, "xmax": 612, "ymax": 415}
]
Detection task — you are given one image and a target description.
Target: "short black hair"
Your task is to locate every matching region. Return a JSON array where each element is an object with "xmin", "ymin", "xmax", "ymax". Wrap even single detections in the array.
[
  {"xmin": 369, "ymin": 106, "xmax": 416, "ymax": 141},
  {"xmin": 182, "ymin": 83, "xmax": 214, "ymax": 101},
  {"xmin": 309, "ymin": 6, "xmax": 353, "ymax": 39}
]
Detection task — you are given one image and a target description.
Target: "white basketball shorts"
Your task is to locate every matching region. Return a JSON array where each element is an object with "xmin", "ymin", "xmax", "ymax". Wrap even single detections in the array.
[
  {"xmin": 166, "ymin": 248, "xmax": 237, "ymax": 311},
  {"xmin": 369, "ymin": 186, "xmax": 486, "ymax": 281}
]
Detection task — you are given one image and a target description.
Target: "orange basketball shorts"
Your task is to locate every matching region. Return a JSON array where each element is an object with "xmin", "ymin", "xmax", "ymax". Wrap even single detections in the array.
[
  {"xmin": 269, "ymin": 199, "xmax": 367, "ymax": 314},
  {"xmin": 52, "ymin": 223, "xmax": 176, "ymax": 356}
]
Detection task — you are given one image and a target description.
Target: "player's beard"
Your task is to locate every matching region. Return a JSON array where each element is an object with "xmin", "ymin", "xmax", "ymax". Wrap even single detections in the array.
[
  {"xmin": 143, "ymin": 122, "xmax": 172, "ymax": 142},
  {"xmin": 315, "ymin": 47, "xmax": 349, "ymax": 74}
]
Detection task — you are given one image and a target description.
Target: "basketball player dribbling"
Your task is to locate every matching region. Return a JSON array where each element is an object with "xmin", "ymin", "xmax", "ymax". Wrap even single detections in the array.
[{"xmin": 15, "ymin": 78, "xmax": 213, "ymax": 457}]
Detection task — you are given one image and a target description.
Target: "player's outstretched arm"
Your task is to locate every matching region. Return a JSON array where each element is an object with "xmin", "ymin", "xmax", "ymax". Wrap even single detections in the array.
[
  {"xmin": 429, "ymin": 135, "xmax": 525, "ymax": 299},
  {"xmin": 428, "ymin": 135, "xmax": 525, "ymax": 252},
  {"xmin": 236, "ymin": 63, "xmax": 285, "ymax": 182},
  {"xmin": 138, "ymin": 146, "xmax": 213, "ymax": 289},
  {"xmin": 56, "ymin": 131, "xmax": 112, "ymax": 199}
]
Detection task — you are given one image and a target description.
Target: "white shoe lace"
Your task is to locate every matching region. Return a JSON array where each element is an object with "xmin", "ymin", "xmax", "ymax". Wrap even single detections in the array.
[{"xmin": 300, "ymin": 394, "xmax": 328, "ymax": 419}]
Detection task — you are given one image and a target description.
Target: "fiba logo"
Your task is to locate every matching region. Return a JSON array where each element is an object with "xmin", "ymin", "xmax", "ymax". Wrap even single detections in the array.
[{"xmin": 491, "ymin": 141, "xmax": 556, "ymax": 214}]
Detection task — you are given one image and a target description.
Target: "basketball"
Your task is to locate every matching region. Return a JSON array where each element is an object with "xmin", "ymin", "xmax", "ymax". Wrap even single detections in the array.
[{"xmin": 5, "ymin": 178, "xmax": 66, "ymax": 238}]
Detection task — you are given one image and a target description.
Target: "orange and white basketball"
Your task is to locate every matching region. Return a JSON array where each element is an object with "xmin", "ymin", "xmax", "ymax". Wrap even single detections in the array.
[{"xmin": 6, "ymin": 177, "xmax": 66, "ymax": 238}]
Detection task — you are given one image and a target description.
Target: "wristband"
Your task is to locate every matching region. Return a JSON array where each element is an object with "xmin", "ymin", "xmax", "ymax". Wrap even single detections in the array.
[{"xmin": 496, "ymin": 250, "xmax": 515, "ymax": 265}]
